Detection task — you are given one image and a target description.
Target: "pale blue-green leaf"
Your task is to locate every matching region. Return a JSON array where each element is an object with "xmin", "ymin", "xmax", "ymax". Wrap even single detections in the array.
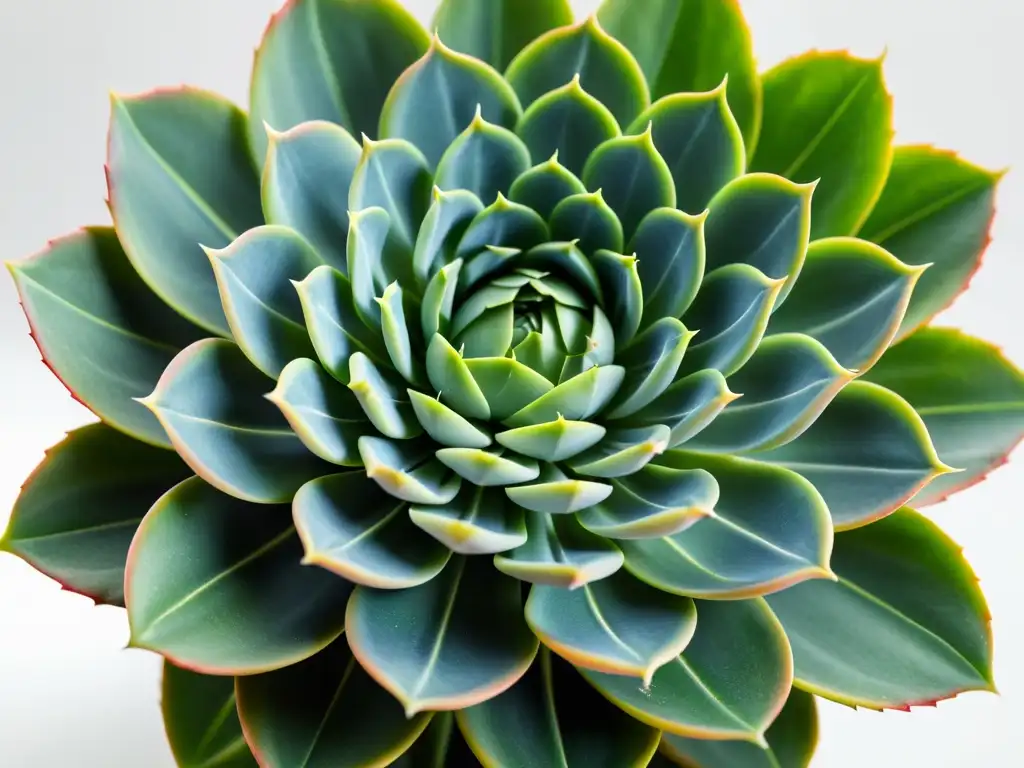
[
  {"xmin": 455, "ymin": 195, "xmax": 549, "ymax": 269},
  {"xmin": 631, "ymin": 370, "xmax": 739, "ymax": 448},
  {"xmin": 425, "ymin": 334, "xmax": 491, "ymax": 420},
  {"xmin": 632, "ymin": 207, "xmax": 707, "ymax": 330},
  {"xmin": 436, "ymin": 447, "xmax": 540, "ymax": 487},
  {"xmin": 410, "ymin": 485, "xmax": 527, "ymax": 555},
  {"xmin": 607, "ymin": 319, "xmax": 695, "ymax": 419},
  {"xmin": 508, "ymin": 154, "xmax": 587, "ymax": 220},
  {"xmin": 523, "ymin": 241, "xmax": 603, "ymax": 303},
  {"xmin": 358, "ymin": 436, "xmax": 462, "ymax": 506},
  {"xmin": 569, "ymin": 425, "xmax": 672, "ymax": 478},
  {"xmin": 347, "ymin": 352, "xmax": 421, "ymax": 439},
  {"xmin": 496, "ymin": 418, "xmax": 607, "ymax": 462},
  {"xmin": 420, "ymin": 259, "xmax": 464, "ymax": 343},
  {"xmin": 504, "ymin": 365, "xmax": 625, "ymax": 427},
  {"xmin": 505, "ymin": 465, "xmax": 612, "ymax": 515},
  {"xmin": 465, "ymin": 356, "xmax": 555, "ymax": 421},
  {"xmin": 408, "ymin": 390, "xmax": 492, "ymax": 449},
  {"xmin": 345, "ymin": 206, "xmax": 390, "ymax": 331},
  {"xmin": 377, "ymin": 281, "xmax": 424, "ymax": 385},
  {"xmin": 434, "ymin": 109, "xmax": 532, "ymax": 204},
  {"xmin": 413, "ymin": 189, "xmax": 483, "ymax": 284}
]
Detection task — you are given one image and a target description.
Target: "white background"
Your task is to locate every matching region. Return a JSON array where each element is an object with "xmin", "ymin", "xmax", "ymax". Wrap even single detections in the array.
[{"xmin": 1, "ymin": 1, "xmax": 1021, "ymax": 765}]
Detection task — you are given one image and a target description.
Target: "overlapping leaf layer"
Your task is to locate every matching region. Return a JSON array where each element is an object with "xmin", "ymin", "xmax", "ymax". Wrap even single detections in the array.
[{"xmin": 4, "ymin": 1, "xmax": 1020, "ymax": 766}]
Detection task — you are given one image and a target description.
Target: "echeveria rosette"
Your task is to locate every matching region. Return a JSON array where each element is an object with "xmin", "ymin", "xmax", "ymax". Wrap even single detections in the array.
[{"xmin": 2, "ymin": 0, "xmax": 1019, "ymax": 766}]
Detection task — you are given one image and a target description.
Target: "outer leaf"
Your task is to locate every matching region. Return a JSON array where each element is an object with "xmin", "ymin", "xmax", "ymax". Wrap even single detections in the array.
[
  {"xmin": 527, "ymin": 571, "xmax": 697, "ymax": 685},
  {"xmin": 236, "ymin": 638, "xmax": 430, "ymax": 768},
  {"xmin": 126, "ymin": 477, "xmax": 352, "ymax": 674},
  {"xmin": 508, "ymin": 153, "xmax": 588, "ymax": 219},
  {"xmin": 8, "ymin": 227, "xmax": 202, "ymax": 448},
  {"xmin": 139, "ymin": 339, "xmax": 328, "ymax": 504},
  {"xmin": 248, "ymin": 0, "xmax": 429, "ymax": 164},
  {"xmin": 435, "ymin": 108, "xmax": 532, "ymax": 203},
  {"xmin": 458, "ymin": 649, "xmax": 660, "ymax": 767},
  {"xmin": 661, "ymin": 687, "xmax": 819, "ymax": 768},
  {"xmin": 858, "ymin": 145, "xmax": 1003, "ymax": 339},
  {"xmin": 504, "ymin": 15, "xmax": 650, "ymax": 128},
  {"xmin": 433, "ymin": 0, "xmax": 573, "ymax": 71},
  {"xmin": 162, "ymin": 662, "xmax": 256, "ymax": 768},
  {"xmin": 622, "ymin": 452, "xmax": 834, "ymax": 599},
  {"xmin": 632, "ymin": 208, "xmax": 706, "ymax": 330},
  {"xmin": 262, "ymin": 120, "xmax": 361, "ymax": 270},
  {"xmin": 767, "ymin": 508, "xmax": 995, "ymax": 709},
  {"xmin": 581, "ymin": 598, "xmax": 793, "ymax": 743},
  {"xmin": 392, "ymin": 714, "xmax": 460, "ymax": 767},
  {"xmin": 597, "ymin": 0, "xmax": 762, "ymax": 153},
  {"xmin": 410, "ymin": 484, "xmax": 527, "ymax": 555},
  {"xmin": 750, "ymin": 52, "xmax": 893, "ymax": 238},
  {"xmin": 864, "ymin": 327, "xmax": 1024, "ymax": 506},
  {"xmin": 0, "ymin": 424, "xmax": 190, "ymax": 606},
  {"xmin": 748, "ymin": 381, "xmax": 951, "ymax": 530},
  {"xmin": 293, "ymin": 472, "xmax": 450, "ymax": 589},
  {"xmin": 380, "ymin": 35, "xmax": 523, "ymax": 168},
  {"xmin": 108, "ymin": 89, "xmax": 263, "ymax": 335},
  {"xmin": 346, "ymin": 555, "xmax": 539, "ymax": 716}
]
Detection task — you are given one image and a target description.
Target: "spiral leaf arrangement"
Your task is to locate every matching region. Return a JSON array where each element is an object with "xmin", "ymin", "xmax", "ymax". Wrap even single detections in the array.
[{"xmin": 4, "ymin": 1, "xmax": 1021, "ymax": 766}]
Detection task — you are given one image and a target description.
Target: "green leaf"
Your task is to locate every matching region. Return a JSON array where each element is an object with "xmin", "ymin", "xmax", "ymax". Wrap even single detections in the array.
[
  {"xmin": 108, "ymin": 89, "xmax": 263, "ymax": 335},
  {"xmin": 358, "ymin": 437, "xmax": 461, "ymax": 505},
  {"xmin": 580, "ymin": 598, "xmax": 793, "ymax": 743},
  {"xmin": 632, "ymin": 208, "xmax": 706, "ymax": 330},
  {"xmin": 631, "ymin": 369, "xmax": 739, "ymax": 448},
  {"xmin": 267, "ymin": 358, "xmax": 371, "ymax": 467},
  {"xmin": 433, "ymin": 0, "xmax": 573, "ymax": 71},
  {"xmin": 434, "ymin": 108, "xmax": 532, "ymax": 203},
  {"xmin": 527, "ymin": 571, "xmax": 697, "ymax": 685},
  {"xmin": 436, "ymin": 447, "xmax": 540, "ymax": 487},
  {"xmin": 262, "ymin": 120, "xmax": 361, "ymax": 271},
  {"xmin": 140, "ymin": 339, "xmax": 328, "ymax": 504},
  {"xmin": 702, "ymin": 173, "xmax": 814, "ymax": 304},
  {"xmin": 495, "ymin": 417, "xmax": 607, "ymax": 462},
  {"xmin": 767, "ymin": 237, "xmax": 925, "ymax": 372},
  {"xmin": 8, "ymin": 227, "xmax": 202, "ymax": 448},
  {"xmin": 750, "ymin": 52, "xmax": 893, "ymax": 238},
  {"xmin": 378, "ymin": 282, "xmax": 424, "ymax": 386},
  {"xmin": 126, "ymin": 477, "xmax": 352, "ymax": 674},
  {"xmin": 392, "ymin": 713, "xmax": 460, "ymax": 768},
  {"xmin": 607, "ymin": 319, "xmax": 695, "ymax": 419},
  {"xmin": 597, "ymin": 0, "xmax": 762, "ymax": 154},
  {"xmin": 767, "ymin": 507, "xmax": 995, "ymax": 709},
  {"xmin": 686, "ymin": 334, "xmax": 854, "ymax": 453},
  {"xmin": 408, "ymin": 390, "xmax": 492, "ymax": 449},
  {"xmin": 421, "ymin": 259, "xmax": 464, "ymax": 342},
  {"xmin": 236, "ymin": 638, "xmax": 431, "ymax": 768},
  {"xmin": 505, "ymin": 465, "xmax": 613, "ymax": 516},
  {"xmin": 569, "ymin": 425, "xmax": 672, "ymax": 478},
  {"xmin": 508, "ymin": 154, "xmax": 588, "ymax": 219},
  {"xmin": 248, "ymin": 0, "xmax": 429, "ymax": 164},
  {"xmin": 453, "ymin": 306, "xmax": 515, "ymax": 359},
  {"xmin": 380, "ymin": 35, "xmax": 523, "ymax": 168},
  {"xmin": 661, "ymin": 687, "xmax": 819, "ymax": 768},
  {"xmin": 592, "ymin": 250, "xmax": 643, "ymax": 347},
  {"xmin": 549, "ymin": 190, "xmax": 625, "ymax": 256},
  {"xmin": 207, "ymin": 225, "xmax": 321, "ymax": 378},
  {"xmin": 748, "ymin": 381, "xmax": 951, "ymax": 530},
  {"xmin": 864, "ymin": 327, "xmax": 1024, "ymax": 506},
  {"xmin": 629, "ymin": 82, "xmax": 745, "ymax": 214},
  {"xmin": 0, "ymin": 424, "xmax": 190, "ymax": 606},
  {"xmin": 293, "ymin": 472, "xmax": 450, "ymax": 589},
  {"xmin": 582, "ymin": 127, "xmax": 676, "ymax": 240},
  {"xmin": 458, "ymin": 649, "xmax": 660, "ymax": 767},
  {"xmin": 348, "ymin": 352, "xmax": 422, "ymax": 440},
  {"xmin": 426, "ymin": 334, "xmax": 491, "ymax": 420},
  {"xmin": 523, "ymin": 241, "xmax": 604, "ymax": 303},
  {"xmin": 465, "ymin": 356, "xmax": 555, "ymax": 421},
  {"xmin": 858, "ymin": 145, "xmax": 1003, "ymax": 339},
  {"xmin": 345, "ymin": 206, "xmax": 391, "ymax": 330},
  {"xmin": 494, "ymin": 510, "xmax": 624, "ymax": 588},
  {"xmin": 504, "ymin": 365, "xmax": 625, "ymax": 427},
  {"xmin": 346, "ymin": 555, "xmax": 539, "ymax": 715},
  {"xmin": 455, "ymin": 195, "xmax": 550, "ymax": 271},
  {"xmin": 414, "ymin": 189, "xmax": 483, "ymax": 285},
  {"xmin": 162, "ymin": 662, "xmax": 256, "ymax": 768},
  {"xmin": 516, "ymin": 76, "xmax": 621, "ymax": 178},
  {"xmin": 410, "ymin": 484, "xmax": 527, "ymax": 555},
  {"xmin": 577, "ymin": 462, "xmax": 718, "ymax": 541},
  {"xmin": 294, "ymin": 265, "xmax": 390, "ymax": 383},
  {"xmin": 622, "ymin": 452, "xmax": 834, "ymax": 599}
]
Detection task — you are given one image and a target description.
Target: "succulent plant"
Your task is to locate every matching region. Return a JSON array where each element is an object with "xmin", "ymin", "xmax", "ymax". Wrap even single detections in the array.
[{"xmin": 3, "ymin": 0, "xmax": 1021, "ymax": 765}]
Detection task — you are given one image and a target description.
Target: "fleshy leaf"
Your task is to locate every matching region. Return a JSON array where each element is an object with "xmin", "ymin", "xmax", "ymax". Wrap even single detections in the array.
[
  {"xmin": 380, "ymin": 34, "xmax": 523, "ymax": 168},
  {"xmin": 8, "ymin": 227, "xmax": 202, "ymax": 448},
  {"xmin": 629, "ymin": 82, "xmax": 745, "ymax": 214},
  {"xmin": 495, "ymin": 417, "xmax": 607, "ymax": 462},
  {"xmin": 504, "ymin": 365, "xmax": 625, "ymax": 427},
  {"xmin": 410, "ymin": 484, "xmax": 527, "ymax": 555},
  {"xmin": 237, "ymin": 638, "xmax": 430, "ymax": 768},
  {"xmin": 0, "ymin": 424, "xmax": 190, "ymax": 606},
  {"xmin": 504, "ymin": 15, "xmax": 650, "ymax": 128},
  {"xmin": 767, "ymin": 507, "xmax": 994, "ymax": 709},
  {"xmin": 455, "ymin": 194, "xmax": 549, "ymax": 270},
  {"xmin": 425, "ymin": 334, "xmax": 491, "ymax": 420},
  {"xmin": 580, "ymin": 598, "xmax": 793, "ymax": 743},
  {"xmin": 358, "ymin": 437, "xmax": 461, "ymax": 505},
  {"xmin": 408, "ymin": 390, "xmax": 492, "ymax": 449},
  {"xmin": 248, "ymin": 0, "xmax": 428, "ymax": 163},
  {"xmin": 569, "ymin": 425, "xmax": 672, "ymax": 478},
  {"xmin": 505, "ymin": 465, "xmax": 613, "ymax": 515},
  {"xmin": 768, "ymin": 237, "xmax": 925, "ymax": 371},
  {"xmin": 494, "ymin": 510, "xmax": 624, "ymax": 588},
  {"xmin": 207, "ymin": 225, "xmax": 321, "ymax": 378},
  {"xmin": 432, "ymin": 0, "xmax": 573, "ymax": 71},
  {"xmin": 434, "ymin": 108, "xmax": 532, "ymax": 203},
  {"xmin": 632, "ymin": 207, "xmax": 706, "ymax": 330},
  {"xmin": 347, "ymin": 353, "xmax": 422, "ymax": 440},
  {"xmin": 523, "ymin": 241, "xmax": 604, "ymax": 303},
  {"xmin": 293, "ymin": 472, "xmax": 449, "ymax": 589},
  {"xmin": 377, "ymin": 281, "xmax": 423, "ymax": 385},
  {"xmin": 607, "ymin": 319, "xmax": 695, "ymax": 419},
  {"xmin": 465, "ymin": 356, "xmax": 555, "ymax": 421},
  {"xmin": 550, "ymin": 190, "xmax": 625, "ymax": 256},
  {"xmin": 262, "ymin": 120, "xmax": 361, "ymax": 270},
  {"xmin": 414, "ymin": 189, "xmax": 483, "ymax": 285},
  {"xmin": 108, "ymin": 89, "xmax": 264, "ymax": 335},
  {"xmin": 749, "ymin": 381, "xmax": 951, "ymax": 530},
  {"xmin": 597, "ymin": 0, "xmax": 762, "ymax": 153},
  {"xmin": 527, "ymin": 571, "xmax": 697, "ymax": 685},
  {"xmin": 436, "ymin": 447, "xmax": 540, "ymax": 487},
  {"xmin": 516, "ymin": 76, "xmax": 621, "ymax": 177},
  {"xmin": 622, "ymin": 452, "xmax": 834, "ymax": 598},
  {"xmin": 631, "ymin": 369, "xmax": 739, "ymax": 447},
  {"xmin": 508, "ymin": 154, "xmax": 588, "ymax": 219},
  {"xmin": 592, "ymin": 250, "xmax": 643, "ymax": 347},
  {"xmin": 458, "ymin": 649, "xmax": 659, "ymax": 767},
  {"xmin": 346, "ymin": 555, "xmax": 539, "ymax": 716},
  {"xmin": 421, "ymin": 259, "xmax": 464, "ymax": 342},
  {"xmin": 139, "ymin": 339, "xmax": 328, "ymax": 504},
  {"xmin": 162, "ymin": 662, "xmax": 256, "ymax": 768},
  {"xmin": 864, "ymin": 327, "xmax": 1024, "ymax": 506},
  {"xmin": 750, "ymin": 52, "xmax": 893, "ymax": 238},
  {"xmin": 126, "ymin": 477, "xmax": 352, "ymax": 674},
  {"xmin": 859, "ymin": 145, "xmax": 1002, "ymax": 339},
  {"xmin": 345, "ymin": 206, "xmax": 391, "ymax": 330}
]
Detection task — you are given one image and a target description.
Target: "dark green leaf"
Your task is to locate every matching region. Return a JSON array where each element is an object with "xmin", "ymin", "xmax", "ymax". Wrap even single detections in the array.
[
  {"xmin": 631, "ymin": 369, "xmax": 739, "ymax": 448},
  {"xmin": 523, "ymin": 241, "xmax": 603, "ymax": 303},
  {"xmin": 508, "ymin": 154, "xmax": 588, "ymax": 219},
  {"xmin": 592, "ymin": 250, "xmax": 643, "ymax": 347},
  {"xmin": 607, "ymin": 319, "xmax": 695, "ymax": 419},
  {"xmin": 550, "ymin": 190, "xmax": 624, "ymax": 256},
  {"xmin": 435, "ymin": 108, "xmax": 532, "ymax": 203},
  {"xmin": 632, "ymin": 207, "xmax": 706, "ymax": 330},
  {"xmin": 455, "ymin": 195, "xmax": 549, "ymax": 269}
]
